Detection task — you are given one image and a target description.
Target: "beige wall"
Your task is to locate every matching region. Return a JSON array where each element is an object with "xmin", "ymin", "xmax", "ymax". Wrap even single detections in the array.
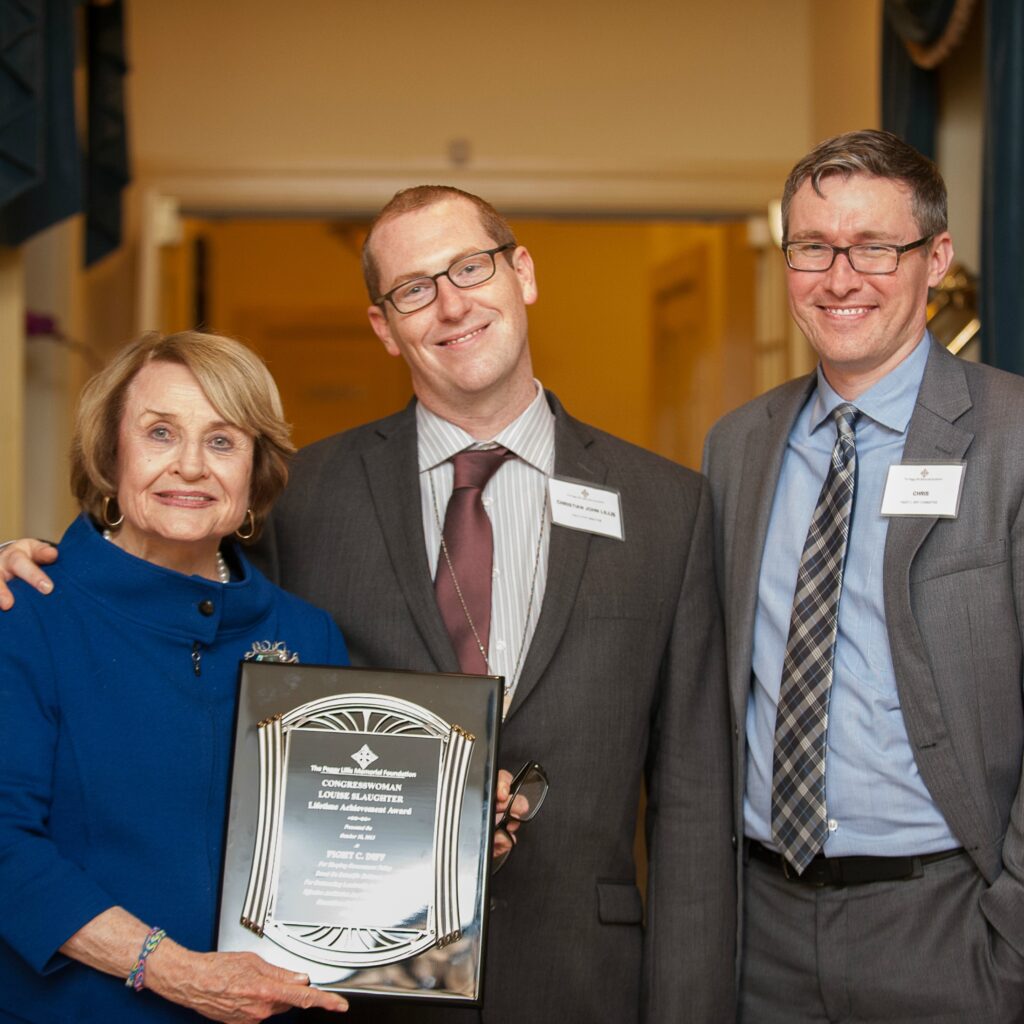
[
  {"xmin": 7, "ymin": 0, "xmax": 887, "ymax": 534},
  {"xmin": 809, "ymin": 1, "xmax": 882, "ymax": 145},
  {"xmin": 0, "ymin": 250, "xmax": 25, "ymax": 541},
  {"xmin": 130, "ymin": 0, "xmax": 814, "ymax": 180},
  {"xmin": 21, "ymin": 219, "xmax": 94, "ymax": 543}
]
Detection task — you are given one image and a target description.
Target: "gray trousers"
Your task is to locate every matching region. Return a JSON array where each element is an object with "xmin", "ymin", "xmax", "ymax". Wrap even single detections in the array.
[{"xmin": 740, "ymin": 849, "xmax": 1024, "ymax": 1023}]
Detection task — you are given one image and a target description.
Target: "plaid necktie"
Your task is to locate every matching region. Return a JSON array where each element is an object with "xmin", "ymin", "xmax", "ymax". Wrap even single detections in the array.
[
  {"xmin": 434, "ymin": 446, "xmax": 511, "ymax": 674},
  {"xmin": 771, "ymin": 403, "xmax": 858, "ymax": 873}
]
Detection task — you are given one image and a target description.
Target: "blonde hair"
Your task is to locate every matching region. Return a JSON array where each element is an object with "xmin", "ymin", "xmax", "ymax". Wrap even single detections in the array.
[{"xmin": 71, "ymin": 331, "xmax": 294, "ymax": 540}]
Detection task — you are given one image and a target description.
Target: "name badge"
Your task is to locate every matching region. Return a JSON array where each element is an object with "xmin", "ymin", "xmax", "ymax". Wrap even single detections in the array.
[
  {"xmin": 880, "ymin": 462, "xmax": 966, "ymax": 518},
  {"xmin": 548, "ymin": 476, "xmax": 624, "ymax": 540}
]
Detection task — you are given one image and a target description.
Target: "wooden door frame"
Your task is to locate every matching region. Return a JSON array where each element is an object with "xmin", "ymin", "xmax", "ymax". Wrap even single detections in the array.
[{"xmin": 135, "ymin": 162, "xmax": 788, "ymax": 332}]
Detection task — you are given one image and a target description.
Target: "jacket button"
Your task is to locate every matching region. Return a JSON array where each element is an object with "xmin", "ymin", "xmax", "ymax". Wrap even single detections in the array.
[{"xmin": 198, "ymin": 600, "xmax": 215, "ymax": 616}]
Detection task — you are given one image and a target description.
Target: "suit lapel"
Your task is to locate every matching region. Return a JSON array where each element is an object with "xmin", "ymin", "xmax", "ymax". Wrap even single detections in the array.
[
  {"xmin": 727, "ymin": 376, "xmax": 815, "ymax": 715},
  {"xmin": 883, "ymin": 343, "xmax": 974, "ymax": 748},
  {"xmin": 506, "ymin": 399, "xmax": 603, "ymax": 719},
  {"xmin": 361, "ymin": 404, "xmax": 460, "ymax": 673}
]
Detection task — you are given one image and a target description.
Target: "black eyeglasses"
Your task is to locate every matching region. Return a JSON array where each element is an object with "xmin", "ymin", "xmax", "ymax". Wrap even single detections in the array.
[
  {"xmin": 493, "ymin": 761, "xmax": 549, "ymax": 872},
  {"xmin": 782, "ymin": 235, "xmax": 932, "ymax": 274},
  {"xmin": 375, "ymin": 243, "xmax": 516, "ymax": 314}
]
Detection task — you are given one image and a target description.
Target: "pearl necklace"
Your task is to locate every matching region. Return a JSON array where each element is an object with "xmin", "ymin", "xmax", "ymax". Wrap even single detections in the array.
[{"xmin": 102, "ymin": 530, "xmax": 231, "ymax": 583}]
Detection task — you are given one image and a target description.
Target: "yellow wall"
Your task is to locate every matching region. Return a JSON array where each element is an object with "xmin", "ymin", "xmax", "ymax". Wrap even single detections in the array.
[
  {"xmin": 129, "ymin": 0, "xmax": 815, "ymax": 179},
  {"xmin": 809, "ymin": 2, "xmax": 882, "ymax": 144},
  {"xmin": 519, "ymin": 220, "xmax": 653, "ymax": 445}
]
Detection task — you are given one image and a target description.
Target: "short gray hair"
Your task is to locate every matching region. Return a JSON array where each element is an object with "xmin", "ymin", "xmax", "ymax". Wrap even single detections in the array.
[{"xmin": 781, "ymin": 129, "xmax": 947, "ymax": 239}]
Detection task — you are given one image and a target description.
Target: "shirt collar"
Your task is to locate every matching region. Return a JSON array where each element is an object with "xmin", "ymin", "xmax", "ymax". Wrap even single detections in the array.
[
  {"xmin": 809, "ymin": 331, "xmax": 931, "ymax": 435},
  {"xmin": 416, "ymin": 381, "xmax": 555, "ymax": 474}
]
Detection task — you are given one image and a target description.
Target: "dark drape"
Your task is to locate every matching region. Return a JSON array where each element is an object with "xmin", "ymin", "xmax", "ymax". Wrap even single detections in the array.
[
  {"xmin": 881, "ymin": 6, "xmax": 941, "ymax": 158},
  {"xmin": 0, "ymin": 0, "xmax": 130, "ymax": 264},
  {"xmin": 84, "ymin": 0, "xmax": 129, "ymax": 265},
  {"xmin": 980, "ymin": 0, "xmax": 1024, "ymax": 376},
  {"xmin": 0, "ymin": 0, "xmax": 44, "ymax": 208},
  {"xmin": 0, "ymin": 0, "xmax": 80, "ymax": 247}
]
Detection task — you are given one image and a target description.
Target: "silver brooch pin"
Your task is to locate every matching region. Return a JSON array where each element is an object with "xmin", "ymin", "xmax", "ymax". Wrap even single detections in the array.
[{"xmin": 243, "ymin": 641, "xmax": 300, "ymax": 664}]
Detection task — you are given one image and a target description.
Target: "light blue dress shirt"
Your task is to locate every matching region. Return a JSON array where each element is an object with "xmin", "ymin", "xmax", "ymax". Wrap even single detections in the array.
[{"xmin": 745, "ymin": 334, "xmax": 959, "ymax": 856}]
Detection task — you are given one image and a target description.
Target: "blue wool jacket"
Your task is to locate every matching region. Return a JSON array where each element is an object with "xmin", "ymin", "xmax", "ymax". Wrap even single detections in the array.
[{"xmin": 0, "ymin": 515, "xmax": 349, "ymax": 1023}]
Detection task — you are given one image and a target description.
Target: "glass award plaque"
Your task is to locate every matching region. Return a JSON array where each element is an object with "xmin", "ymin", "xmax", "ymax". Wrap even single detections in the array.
[{"xmin": 218, "ymin": 663, "xmax": 502, "ymax": 1005}]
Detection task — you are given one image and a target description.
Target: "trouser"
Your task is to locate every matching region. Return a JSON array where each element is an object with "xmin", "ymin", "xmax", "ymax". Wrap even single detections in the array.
[{"xmin": 740, "ymin": 847, "xmax": 1024, "ymax": 1023}]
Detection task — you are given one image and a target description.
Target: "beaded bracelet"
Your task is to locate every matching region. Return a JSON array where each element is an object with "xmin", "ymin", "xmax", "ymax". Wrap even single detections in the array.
[{"xmin": 125, "ymin": 927, "xmax": 166, "ymax": 991}]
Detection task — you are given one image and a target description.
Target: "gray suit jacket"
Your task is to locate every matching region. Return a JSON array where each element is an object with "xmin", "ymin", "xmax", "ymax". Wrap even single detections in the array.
[
  {"xmin": 254, "ymin": 392, "xmax": 736, "ymax": 1024},
  {"xmin": 703, "ymin": 341, "xmax": 1024, "ymax": 959}
]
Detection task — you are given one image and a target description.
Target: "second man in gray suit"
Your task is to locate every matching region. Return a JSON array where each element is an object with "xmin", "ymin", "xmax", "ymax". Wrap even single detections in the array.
[
  {"xmin": 263, "ymin": 185, "xmax": 736, "ymax": 1024},
  {"xmin": 705, "ymin": 129, "xmax": 1024, "ymax": 1022}
]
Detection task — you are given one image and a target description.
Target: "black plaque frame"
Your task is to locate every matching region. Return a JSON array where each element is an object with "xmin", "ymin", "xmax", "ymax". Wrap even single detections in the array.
[{"xmin": 218, "ymin": 663, "xmax": 502, "ymax": 1005}]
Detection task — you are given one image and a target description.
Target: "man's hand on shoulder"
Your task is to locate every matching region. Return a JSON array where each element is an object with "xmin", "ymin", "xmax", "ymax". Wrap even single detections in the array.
[{"xmin": 0, "ymin": 539, "xmax": 57, "ymax": 611}]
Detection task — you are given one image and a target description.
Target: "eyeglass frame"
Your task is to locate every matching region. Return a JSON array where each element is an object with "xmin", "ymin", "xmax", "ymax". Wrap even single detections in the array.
[
  {"xmin": 781, "ymin": 234, "xmax": 933, "ymax": 274},
  {"xmin": 374, "ymin": 242, "xmax": 517, "ymax": 314},
  {"xmin": 493, "ymin": 760, "xmax": 549, "ymax": 872}
]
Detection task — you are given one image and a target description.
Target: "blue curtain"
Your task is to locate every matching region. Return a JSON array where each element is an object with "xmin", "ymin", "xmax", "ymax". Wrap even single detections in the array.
[
  {"xmin": 84, "ymin": 0, "xmax": 129, "ymax": 265},
  {"xmin": 881, "ymin": 5, "xmax": 941, "ymax": 158},
  {"xmin": 980, "ymin": 0, "xmax": 1024, "ymax": 376},
  {"xmin": 0, "ymin": 0, "xmax": 80, "ymax": 247},
  {"xmin": 0, "ymin": 0, "xmax": 130, "ymax": 264},
  {"xmin": 0, "ymin": 0, "xmax": 45, "ymax": 209}
]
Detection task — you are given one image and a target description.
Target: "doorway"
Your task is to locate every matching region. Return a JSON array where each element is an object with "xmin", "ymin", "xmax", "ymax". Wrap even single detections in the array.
[{"xmin": 159, "ymin": 214, "xmax": 792, "ymax": 467}]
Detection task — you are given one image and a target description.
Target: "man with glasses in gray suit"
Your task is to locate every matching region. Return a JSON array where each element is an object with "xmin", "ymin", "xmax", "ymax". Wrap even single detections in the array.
[{"xmin": 704, "ymin": 130, "xmax": 1024, "ymax": 1022}]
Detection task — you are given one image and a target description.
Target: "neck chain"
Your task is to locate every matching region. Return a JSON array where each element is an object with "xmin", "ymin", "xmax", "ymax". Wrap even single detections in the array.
[
  {"xmin": 430, "ymin": 468, "xmax": 545, "ymax": 716},
  {"xmin": 102, "ymin": 529, "xmax": 231, "ymax": 584}
]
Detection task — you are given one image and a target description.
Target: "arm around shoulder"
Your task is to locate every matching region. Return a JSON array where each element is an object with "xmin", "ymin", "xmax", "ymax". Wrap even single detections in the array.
[{"xmin": 0, "ymin": 538, "xmax": 58, "ymax": 610}]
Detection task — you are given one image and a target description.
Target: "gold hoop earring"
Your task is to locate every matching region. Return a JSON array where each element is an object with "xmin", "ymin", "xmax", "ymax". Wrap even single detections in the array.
[
  {"xmin": 235, "ymin": 508, "xmax": 256, "ymax": 541},
  {"xmin": 102, "ymin": 496, "xmax": 124, "ymax": 529}
]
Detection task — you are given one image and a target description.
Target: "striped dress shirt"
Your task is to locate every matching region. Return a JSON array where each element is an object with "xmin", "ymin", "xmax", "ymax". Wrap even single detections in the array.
[{"xmin": 417, "ymin": 383, "xmax": 555, "ymax": 704}]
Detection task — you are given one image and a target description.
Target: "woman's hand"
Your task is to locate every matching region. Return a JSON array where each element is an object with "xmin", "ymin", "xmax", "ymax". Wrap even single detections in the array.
[
  {"xmin": 146, "ymin": 944, "xmax": 349, "ymax": 1022},
  {"xmin": 61, "ymin": 907, "xmax": 348, "ymax": 1022}
]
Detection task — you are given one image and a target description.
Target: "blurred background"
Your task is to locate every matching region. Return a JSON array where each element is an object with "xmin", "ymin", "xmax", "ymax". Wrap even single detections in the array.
[{"xmin": 2, "ymin": 0, "xmax": 1003, "ymax": 542}]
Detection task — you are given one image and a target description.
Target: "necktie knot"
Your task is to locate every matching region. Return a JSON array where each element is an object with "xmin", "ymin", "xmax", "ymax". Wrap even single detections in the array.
[
  {"xmin": 452, "ymin": 446, "xmax": 511, "ymax": 491},
  {"xmin": 831, "ymin": 403, "xmax": 858, "ymax": 442}
]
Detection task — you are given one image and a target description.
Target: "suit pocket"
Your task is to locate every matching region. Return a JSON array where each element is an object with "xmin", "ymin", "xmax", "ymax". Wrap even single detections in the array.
[
  {"xmin": 596, "ymin": 880, "xmax": 643, "ymax": 924},
  {"xmin": 910, "ymin": 538, "xmax": 1007, "ymax": 583}
]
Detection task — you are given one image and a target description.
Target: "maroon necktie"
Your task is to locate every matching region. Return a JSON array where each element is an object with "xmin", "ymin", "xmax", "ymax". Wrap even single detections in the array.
[{"xmin": 435, "ymin": 447, "xmax": 511, "ymax": 673}]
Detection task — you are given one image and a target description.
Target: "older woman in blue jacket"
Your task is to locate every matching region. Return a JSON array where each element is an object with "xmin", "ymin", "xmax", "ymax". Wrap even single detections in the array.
[{"xmin": 0, "ymin": 332, "xmax": 350, "ymax": 1023}]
